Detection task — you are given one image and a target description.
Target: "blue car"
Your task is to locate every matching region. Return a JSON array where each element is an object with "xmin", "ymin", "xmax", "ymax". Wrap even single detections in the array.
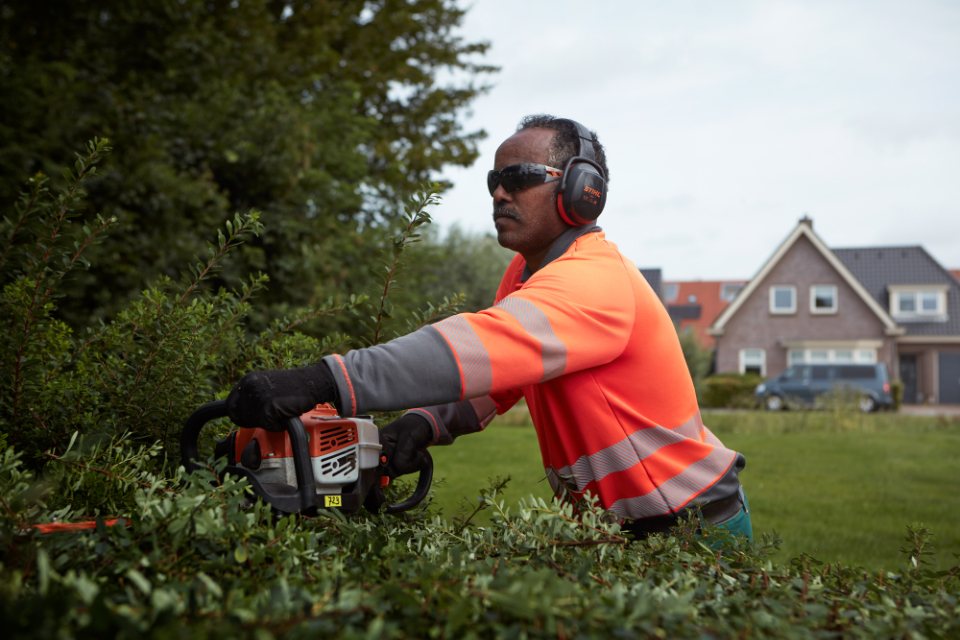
[{"xmin": 754, "ymin": 363, "xmax": 893, "ymax": 412}]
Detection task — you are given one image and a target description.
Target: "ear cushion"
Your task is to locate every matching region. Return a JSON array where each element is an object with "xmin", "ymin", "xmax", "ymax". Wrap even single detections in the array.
[{"xmin": 559, "ymin": 160, "xmax": 606, "ymax": 225}]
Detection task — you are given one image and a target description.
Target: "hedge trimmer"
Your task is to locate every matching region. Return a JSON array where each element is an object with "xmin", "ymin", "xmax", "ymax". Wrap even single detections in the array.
[
  {"xmin": 27, "ymin": 402, "xmax": 432, "ymax": 535},
  {"xmin": 180, "ymin": 400, "xmax": 433, "ymax": 515}
]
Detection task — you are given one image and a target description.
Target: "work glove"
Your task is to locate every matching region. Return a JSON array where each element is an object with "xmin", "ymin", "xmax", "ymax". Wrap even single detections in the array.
[
  {"xmin": 379, "ymin": 413, "xmax": 435, "ymax": 480},
  {"xmin": 226, "ymin": 362, "xmax": 339, "ymax": 431}
]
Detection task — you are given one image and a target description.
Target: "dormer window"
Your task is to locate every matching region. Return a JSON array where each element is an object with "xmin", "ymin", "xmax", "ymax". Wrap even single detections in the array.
[
  {"xmin": 720, "ymin": 283, "xmax": 744, "ymax": 302},
  {"xmin": 888, "ymin": 285, "xmax": 949, "ymax": 322}
]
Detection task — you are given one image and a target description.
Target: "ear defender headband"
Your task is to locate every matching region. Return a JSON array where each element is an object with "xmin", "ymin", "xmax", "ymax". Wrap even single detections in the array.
[{"xmin": 555, "ymin": 119, "xmax": 607, "ymax": 226}]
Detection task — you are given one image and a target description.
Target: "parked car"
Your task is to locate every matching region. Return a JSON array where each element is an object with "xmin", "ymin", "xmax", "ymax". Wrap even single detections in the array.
[{"xmin": 754, "ymin": 364, "xmax": 892, "ymax": 412}]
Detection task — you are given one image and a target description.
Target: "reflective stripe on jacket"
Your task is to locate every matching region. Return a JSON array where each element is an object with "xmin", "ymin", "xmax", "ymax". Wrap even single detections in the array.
[{"xmin": 323, "ymin": 225, "xmax": 744, "ymax": 519}]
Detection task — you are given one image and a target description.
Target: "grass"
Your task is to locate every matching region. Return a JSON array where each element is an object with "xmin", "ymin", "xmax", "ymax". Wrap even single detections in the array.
[{"xmin": 427, "ymin": 407, "xmax": 960, "ymax": 572}]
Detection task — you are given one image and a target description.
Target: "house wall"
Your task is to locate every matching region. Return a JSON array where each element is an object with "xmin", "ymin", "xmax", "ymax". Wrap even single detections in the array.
[{"xmin": 716, "ymin": 234, "xmax": 894, "ymax": 378}]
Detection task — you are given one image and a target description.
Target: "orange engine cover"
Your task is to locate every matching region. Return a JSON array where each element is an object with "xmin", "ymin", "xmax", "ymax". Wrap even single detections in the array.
[{"xmin": 234, "ymin": 404, "xmax": 358, "ymax": 460}]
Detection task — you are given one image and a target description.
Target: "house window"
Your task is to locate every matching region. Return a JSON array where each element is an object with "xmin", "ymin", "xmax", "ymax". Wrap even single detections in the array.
[
  {"xmin": 890, "ymin": 288, "xmax": 948, "ymax": 321},
  {"xmin": 789, "ymin": 348, "xmax": 876, "ymax": 364},
  {"xmin": 769, "ymin": 285, "xmax": 796, "ymax": 314},
  {"xmin": 688, "ymin": 294, "xmax": 697, "ymax": 303},
  {"xmin": 663, "ymin": 284, "xmax": 679, "ymax": 302},
  {"xmin": 720, "ymin": 283, "xmax": 744, "ymax": 302},
  {"xmin": 810, "ymin": 285, "xmax": 838, "ymax": 314},
  {"xmin": 833, "ymin": 349, "xmax": 854, "ymax": 363},
  {"xmin": 739, "ymin": 349, "xmax": 766, "ymax": 376}
]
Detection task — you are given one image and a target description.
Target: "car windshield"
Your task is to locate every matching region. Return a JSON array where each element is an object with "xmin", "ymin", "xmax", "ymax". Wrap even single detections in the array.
[{"xmin": 781, "ymin": 366, "xmax": 807, "ymax": 381}]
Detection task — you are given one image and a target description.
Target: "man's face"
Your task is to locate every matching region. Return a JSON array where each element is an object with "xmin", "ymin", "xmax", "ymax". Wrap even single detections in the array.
[{"xmin": 491, "ymin": 128, "xmax": 570, "ymax": 256}]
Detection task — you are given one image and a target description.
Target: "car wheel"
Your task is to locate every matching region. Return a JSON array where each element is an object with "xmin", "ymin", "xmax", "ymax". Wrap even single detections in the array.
[
  {"xmin": 859, "ymin": 395, "xmax": 876, "ymax": 413},
  {"xmin": 765, "ymin": 394, "xmax": 784, "ymax": 411}
]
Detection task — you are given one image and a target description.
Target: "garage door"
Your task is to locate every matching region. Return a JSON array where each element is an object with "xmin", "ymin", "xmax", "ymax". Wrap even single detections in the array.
[{"xmin": 940, "ymin": 353, "xmax": 960, "ymax": 404}]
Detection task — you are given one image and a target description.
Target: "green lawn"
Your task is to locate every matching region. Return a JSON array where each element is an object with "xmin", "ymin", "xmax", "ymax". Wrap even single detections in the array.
[{"xmin": 428, "ymin": 409, "xmax": 960, "ymax": 571}]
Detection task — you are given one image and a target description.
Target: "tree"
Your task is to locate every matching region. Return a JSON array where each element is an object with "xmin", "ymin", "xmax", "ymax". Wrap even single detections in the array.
[
  {"xmin": 404, "ymin": 224, "xmax": 514, "ymax": 314},
  {"xmin": 676, "ymin": 326, "xmax": 713, "ymax": 399},
  {"xmin": 0, "ymin": 0, "xmax": 496, "ymax": 329}
]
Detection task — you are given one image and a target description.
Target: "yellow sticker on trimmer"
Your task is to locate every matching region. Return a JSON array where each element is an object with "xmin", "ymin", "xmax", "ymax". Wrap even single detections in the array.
[{"xmin": 324, "ymin": 495, "xmax": 342, "ymax": 508}]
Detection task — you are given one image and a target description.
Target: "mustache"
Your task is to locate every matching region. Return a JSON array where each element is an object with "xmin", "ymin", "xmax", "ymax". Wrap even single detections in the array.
[{"xmin": 492, "ymin": 204, "xmax": 520, "ymax": 221}]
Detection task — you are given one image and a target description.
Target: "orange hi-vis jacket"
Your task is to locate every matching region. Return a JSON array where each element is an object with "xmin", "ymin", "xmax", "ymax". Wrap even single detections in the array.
[{"xmin": 324, "ymin": 224, "xmax": 745, "ymax": 520}]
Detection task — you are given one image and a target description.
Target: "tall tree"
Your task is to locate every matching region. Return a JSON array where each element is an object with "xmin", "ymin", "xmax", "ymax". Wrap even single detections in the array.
[{"xmin": 0, "ymin": 0, "xmax": 495, "ymax": 328}]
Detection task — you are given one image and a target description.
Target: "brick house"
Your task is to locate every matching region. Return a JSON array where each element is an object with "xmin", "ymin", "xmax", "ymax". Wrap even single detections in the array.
[
  {"xmin": 708, "ymin": 218, "xmax": 960, "ymax": 404},
  {"xmin": 662, "ymin": 280, "xmax": 746, "ymax": 348}
]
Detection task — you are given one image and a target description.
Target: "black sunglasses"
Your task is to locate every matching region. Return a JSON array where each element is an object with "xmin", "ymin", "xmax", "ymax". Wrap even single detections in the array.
[{"xmin": 487, "ymin": 163, "xmax": 563, "ymax": 196}]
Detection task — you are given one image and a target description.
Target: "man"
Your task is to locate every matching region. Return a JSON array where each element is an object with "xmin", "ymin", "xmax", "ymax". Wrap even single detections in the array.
[{"xmin": 227, "ymin": 115, "xmax": 751, "ymax": 540}]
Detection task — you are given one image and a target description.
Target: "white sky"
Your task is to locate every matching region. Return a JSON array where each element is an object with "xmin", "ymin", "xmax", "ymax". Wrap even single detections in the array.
[{"xmin": 432, "ymin": 0, "xmax": 960, "ymax": 280}]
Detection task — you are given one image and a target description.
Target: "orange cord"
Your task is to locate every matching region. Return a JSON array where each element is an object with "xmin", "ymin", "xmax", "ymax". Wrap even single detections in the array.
[{"xmin": 31, "ymin": 518, "xmax": 124, "ymax": 534}]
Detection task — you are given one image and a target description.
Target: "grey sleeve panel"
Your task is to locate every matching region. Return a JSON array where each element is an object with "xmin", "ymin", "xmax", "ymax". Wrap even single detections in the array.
[
  {"xmin": 407, "ymin": 396, "xmax": 497, "ymax": 446},
  {"xmin": 688, "ymin": 452, "xmax": 745, "ymax": 507},
  {"xmin": 321, "ymin": 325, "xmax": 462, "ymax": 416}
]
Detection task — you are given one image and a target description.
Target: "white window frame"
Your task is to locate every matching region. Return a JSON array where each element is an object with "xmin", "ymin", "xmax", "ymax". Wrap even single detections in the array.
[
  {"xmin": 888, "ymin": 285, "xmax": 949, "ymax": 321},
  {"xmin": 809, "ymin": 284, "xmax": 838, "ymax": 315},
  {"xmin": 769, "ymin": 285, "xmax": 797, "ymax": 315},
  {"xmin": 739, "ymin": 348, "xmax": 766, "ymax": 376},
  {"xmin": 788, "ymin": 348, "xmax": 877, "ymax": 364},
  {"xmin": 833, "ymin": 349, "xmax": 855, "ymax": 363}
]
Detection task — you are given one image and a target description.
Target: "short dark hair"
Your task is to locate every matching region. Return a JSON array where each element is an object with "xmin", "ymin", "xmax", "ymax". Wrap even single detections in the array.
[{"xmin": 517, "ymin": 114, "xmax": 610, "ymax": 185}]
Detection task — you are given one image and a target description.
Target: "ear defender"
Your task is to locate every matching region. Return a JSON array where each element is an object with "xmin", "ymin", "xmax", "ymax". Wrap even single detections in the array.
[{"xmin": 555, "ymin": 119, "xmax": 607, "ymax": 226}]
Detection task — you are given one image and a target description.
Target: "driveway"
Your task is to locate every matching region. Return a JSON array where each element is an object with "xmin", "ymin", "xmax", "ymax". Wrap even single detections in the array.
[{"xmin": 899, "ymin": 404, "xmax": 960, "ymax": 417}]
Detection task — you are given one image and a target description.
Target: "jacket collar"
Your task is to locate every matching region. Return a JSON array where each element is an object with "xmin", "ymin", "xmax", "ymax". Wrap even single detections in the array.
[{"xmin": 520, "ymin": 222, "xmax": 602, "ymax": 282}]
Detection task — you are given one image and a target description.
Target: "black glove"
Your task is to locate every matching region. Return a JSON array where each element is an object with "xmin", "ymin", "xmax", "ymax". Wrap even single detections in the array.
[
  {"xmin": 379, "ymin": 413, "xmax": 435, "ymax": 480},
  {"xmin": 226, "ymin": 363, "xmax": 339, "ymax": 431}
]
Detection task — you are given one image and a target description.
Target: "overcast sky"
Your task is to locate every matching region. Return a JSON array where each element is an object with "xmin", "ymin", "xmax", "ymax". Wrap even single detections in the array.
[{"xmin": 431, "ymin": 0, "xmax": 960, "ymax": 281}]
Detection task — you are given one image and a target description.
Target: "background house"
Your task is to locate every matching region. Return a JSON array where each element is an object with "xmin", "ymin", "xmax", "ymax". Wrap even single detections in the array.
[
  {"xmin": 708, "ymin": 218, "xmax": 960, "ymax": 404},
  {"xmin": 662, "ymin": 280, "xmax": 746, "ymax": 348},
  {"xmin": 834, "ymin": 247, "xmax": 960, "ymax": 404}
]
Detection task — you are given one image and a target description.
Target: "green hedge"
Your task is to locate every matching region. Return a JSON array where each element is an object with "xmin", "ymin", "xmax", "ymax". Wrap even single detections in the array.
[
  {"xmin": 3, "ymin": 448, "xmax": 960, "ymax": 639},
  {"xmin": 700, "ymin": 373, "xmax": 765, "ymax": 408}
]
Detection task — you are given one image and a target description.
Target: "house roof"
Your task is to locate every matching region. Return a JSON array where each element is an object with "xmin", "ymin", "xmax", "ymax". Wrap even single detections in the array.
[
  {"xmin": 664, "ymin": 280, "xmax": 745, "ymax": 346},
  {"xmin": 709, "ymin": 220, "xmax": 902, "ymax": 336},
  {"xmin": 951, "ymin": 269, "xmax": 960, "ymax": 283},
  {"xmin": 833, "ymin": 246, "xmax": 960, "ymax": 336}
]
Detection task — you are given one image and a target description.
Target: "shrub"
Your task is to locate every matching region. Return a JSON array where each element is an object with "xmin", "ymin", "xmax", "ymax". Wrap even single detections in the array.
[
  {"xmin": 0, "ymin": 140, "xmax": 455, "ymax": 466},
  {"xmin": 3, "ymin": 449, "xmax": 960, "ymax": 638},
  {"xmin": 676, "ymin": 327, "xmax": 713, "ymax": 399},
  {"xmin": 891, "ymin": 380, "xmax": 904, "ymax": 410},
  {"xmin": 700, "ymin": 373, "xmax": 764, "ymax": 408}
]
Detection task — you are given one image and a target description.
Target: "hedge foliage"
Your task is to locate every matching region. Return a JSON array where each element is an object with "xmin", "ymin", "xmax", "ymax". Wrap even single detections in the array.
[
  {"xmin": 3, "ymin": 446, "xmax": 960, "ymax": 638},
  {"xmin": 1, "ymin": 144, "xmax": 959, "ymax": 638},
  {"xmin": 700, "ymin": 374, "xmax": 765, "ymax": 409}
]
